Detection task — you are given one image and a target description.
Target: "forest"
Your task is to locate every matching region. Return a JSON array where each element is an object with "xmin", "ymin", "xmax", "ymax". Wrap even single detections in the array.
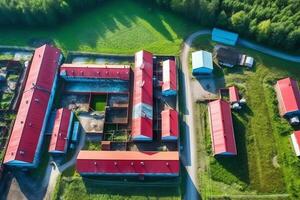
[
  {"xmin": 152, "ymin": 0, "xmax": 300, "ymax": 50},
  {"xmin": 0, "ymin": 0, "xmax": 299, "ymax": 50}
]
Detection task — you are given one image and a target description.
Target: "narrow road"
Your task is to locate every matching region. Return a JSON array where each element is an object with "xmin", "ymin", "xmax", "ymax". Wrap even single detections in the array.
[{"xmin": 180, "ymin": 30, "xmax": 211, "ymax": 200}]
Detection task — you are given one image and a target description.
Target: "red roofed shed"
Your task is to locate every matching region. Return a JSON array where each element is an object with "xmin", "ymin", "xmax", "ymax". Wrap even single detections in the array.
[
  {"xmin": 229, "ymin": 86, "xmax": 240, "ymax": 103},
  {"xmin": 60, "ymin": 64, "xmax": 130, "ymax": 80},
  {"xmin": 161, "ymin": 109, "xmax": 179, "ymax": 141},
  {"xmin": 291, "ymin": 131, "xmax": 300, "ymax": 156},
  {"xmin": 76, "ymin": 151, "xmax": 179, "ymax": 176},
  {"xmin": 4, "ymin": 45, "xmax": 62, "ymax": 167},
  {"xmin": 49, "ymin": 108, "xmax": 73, "ymax": 153},
  {"xmin": 275, "ymin": 77, "xmax": 300, "ymax": 117},
  {"xmin": 208, "ymin": 99, "xmax": 237, "ymax": 156},
  {"xmin": 131, "ymin": 50, "xmax": 153, "ymax": 141},
  {"xmin": 162, "ymin": 60, "xmax": 177, "ymax": 96}
]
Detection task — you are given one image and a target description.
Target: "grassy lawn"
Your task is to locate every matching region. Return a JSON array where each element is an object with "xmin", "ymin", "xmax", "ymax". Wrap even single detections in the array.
[
  {"xmin": 91, "ymin": 95, "xmax": 107, "ymax": 112},
  {"xmin": 192, "ymin": 36, "xmax": 300, "ymax": 199},
  {"xmin": 0, "ymin": 0, "xmax": 199, "ymax": 55}
]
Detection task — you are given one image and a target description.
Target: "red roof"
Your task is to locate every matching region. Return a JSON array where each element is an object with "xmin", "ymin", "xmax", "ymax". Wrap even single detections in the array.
[
  {"xmin": 60, "ymin": 64, "xmax": 130, "ymax": 80},
  {"xmin": 131, "ymin": 117, "xmax": 152, "ymax": 140},
  {"xmin": 76, "ymin": 151, "xmax": 179, "ymax": 175},
  {"xmin": 293, "ymin": 131, "xmax": 300, "ymax": 146},
  {"xmin": 162, "ymin": 60, "xmax": 177, "ymax": 92},
  {"xmin": 208, "ymin": 99, "xmax": 237, "ymax": 155},
  {"xmin": 132, "ymin": 50, "xmax": 153, "ymax": 106},
  {"xmin": 275, "ymin": 77, "xmax": 300, "ymax": 116},
  {"xmin": 4, "ymin": 45, "xmax": 61, "ymax": 165},
  {"xmin": 161, "ymin": 109, "xmax": 179, "ymax": 140},
  {"xmin": 49, "ymin": 108, "xmax": 72, "ymax": 153},
  {"xmin": 229, "ymin": 86, "xmax": 239, "ymax": 103}
]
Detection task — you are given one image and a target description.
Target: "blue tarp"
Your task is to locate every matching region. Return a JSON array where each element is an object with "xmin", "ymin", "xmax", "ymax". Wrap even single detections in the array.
[{"xmin": 212, "ymin": 28, "xmax": 239, "ymax": 46}]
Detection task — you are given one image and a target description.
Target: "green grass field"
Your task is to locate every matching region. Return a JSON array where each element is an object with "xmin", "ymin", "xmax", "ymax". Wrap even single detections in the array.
[
  {"xmin": 0, "ymin": 0, "xmax": 199, "ymax": 55},
  {"xmin": 192, "ymin": 36, "xmax": 300, "ymax": 199},
  {"xmin": 91, "ymin": 95, "xmax": 107, "ymax": 112}
]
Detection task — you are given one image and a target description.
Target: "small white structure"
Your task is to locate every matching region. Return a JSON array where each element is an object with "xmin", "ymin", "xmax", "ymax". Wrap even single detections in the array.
[
  {"xmin": 290, "ymin": 116, "xmax": 300, "ymax": 125},
  {"xmin": 192, "ymin": 50, "xmax": 213, "ymax": 75},
  {"xmin": 245, "ymin": 56, "xmax": 254, "ymax": 68},
  {"xmin": 291, "ymin": 131, "xmax": 300, "ymax": 156}
]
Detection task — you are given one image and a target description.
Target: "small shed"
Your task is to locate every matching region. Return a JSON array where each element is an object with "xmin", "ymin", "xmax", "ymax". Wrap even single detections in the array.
[
  {"xmin": 291, "ymin": 131, "xmax": 300, "ymax": 156},
  {"xmin": 162, "ymin": 60, "xmax": 177, "ymax": 96},
  {"xmin": 192, "ymin": 50, "xmax": 213, "ymax": 75},
  {"xmin": 229, "ymin": 86, "xmax": 240, "ymax": 103},
  {"xmin": 212, "ymin": 28, "xmax": 239, "ymax": 46}
]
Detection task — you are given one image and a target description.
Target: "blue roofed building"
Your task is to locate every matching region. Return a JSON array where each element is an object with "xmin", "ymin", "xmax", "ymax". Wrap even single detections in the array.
[
  {"xmin": 192, "ymin": 50, "xmax": 213, "ymax": 75},
  {"xmin": 212, "ymin": 28, "xmax": 239, "ymax": 46}
]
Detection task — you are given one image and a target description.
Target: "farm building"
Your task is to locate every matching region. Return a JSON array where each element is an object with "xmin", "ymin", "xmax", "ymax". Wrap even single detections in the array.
[
  {"xmin": 214, "ymin": 45, "xmax": 254, "ymax": 68},
  {"xmin": 76, "ymin": 151, "xmax": 179, "ymax": 176},
  {"xmin": 208, "ymin": 99, "xmax": 237, "ymax": 156},
  {"xmin": 291, "ymin": 131, "xmax": 300, "ymax": 156},
  {"xmin": 212, "ymin": 28, "xmax": 239, "ymax": 46},
  {"xmin": 60, "ymin": 64, "xmax": 130, "ymax": 94},
  {"xmin": 162, "ymin": 60, "xmax": 177, "ymax": 96},
  {"xmin": 275, "ymin": 78, "xmax": 300, "ymax": 120},
  {"xmin": 49, "ymin": 108, "xmax": 74, "ymax": 154},
  {"xmin": 3, "ymin": 44, "xmax": 62, "ymax": 167},
  {"xmin": 229, "ymin": 86, "xmax": 240, "ymax": 104},
  {"xmin": 161, "ymin": 109, "xmax": 179, "ymax": 141},
  {"xmin": 192, "ymin": 50, "xmax": 213, "ymax": 75},
  {"xmin": 131, "ymin": 50, "xmax": 153, "ymax": 141}
]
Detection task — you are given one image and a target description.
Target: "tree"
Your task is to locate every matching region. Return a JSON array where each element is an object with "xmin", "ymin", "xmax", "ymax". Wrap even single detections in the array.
[
  {"xmin": 230, "ymin": 11, "xmax": 250, "ymax": 34},
  {"xmin": 256, "ymin": 19, "xmax": 271, "ymax": 42}
]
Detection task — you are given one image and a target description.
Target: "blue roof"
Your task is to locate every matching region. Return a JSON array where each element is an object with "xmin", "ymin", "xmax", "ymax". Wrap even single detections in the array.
[
  {"xmin": 212, "ymin": 28, "xmax": 239, "ymax": 46},
  {"xmin": 192, "ymin": 50, "xmax": 213, "ymax": 74},
  {"xmin": 71, "ymin": 121, "xmax": 80, "ymax": 142}
]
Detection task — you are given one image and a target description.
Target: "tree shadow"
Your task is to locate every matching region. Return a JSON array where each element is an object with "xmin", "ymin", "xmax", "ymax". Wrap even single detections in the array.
[{"xmin": 214, "ymin": 114, "xmax": 250, "ymax": 185}]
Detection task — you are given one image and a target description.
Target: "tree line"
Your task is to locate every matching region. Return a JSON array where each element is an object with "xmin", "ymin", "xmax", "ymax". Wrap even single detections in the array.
[
  {"xmin": 149, "ymin": 0, "xmax": 300, "ymax": 50},
  {"xmin": 0, "ymin": 0, "xmax": 103, "ymax": 26}
]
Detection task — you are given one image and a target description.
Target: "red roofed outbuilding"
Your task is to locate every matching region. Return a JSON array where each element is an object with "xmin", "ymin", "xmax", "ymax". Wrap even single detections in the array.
[
  {"xmin": 291, "ymin": 131, "xmax": 300, "ymax": 156},
  {"xmin": 60, "ymin": 64, "xmax": 130, "ymax": 81},
  {"xmin": 208, "ymin": 99, "xmax": 237, "ymax": 156},
  {"xmin": 49, "ymin": 108, "xmax": 73, "ymax": 154},
  {"xmin": 4, "ymin": 45, "xmax": 62, "ymax": 167},
  {"xmin": 131, "ymin": 50, "xmax": 153, "ymax": 141},
  {"xmin": 275, "ymin": 77, "xmax": 300, "ymax": 117},
  {"xmin": 162, "ymin": 60, "xmax": 177, "ymax": 96},
  {"xmin": 76, "ymin": 151, "xmax": 179, "ymax": 176},
  {"xmin": 161, "ymin": 109, "xmax": 179, "ymax": 141},
  {"xmin": 229, "ymin": 86, "xmax": 240, "ymax": 103}
]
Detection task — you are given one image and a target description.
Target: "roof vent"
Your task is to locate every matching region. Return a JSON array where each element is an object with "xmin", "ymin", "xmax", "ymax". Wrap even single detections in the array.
[
  {"xmin": 166, "ymin": 162, "xmax": 169, "ymax": 166},
  {"xmin": 130, "ymin": 162, "xmax": 134, "ymax": 166},
  {"xmin": 140, "ymin": 161, "xmax": 144, "ymax": 166},
  {"xmin": 29, "ymin": 122, "xmax": 33, "ymax": 127},
  {"xmin": 19, "ymin": 150, "xmax": 25, "ymax": 155},
  {"xmin": 34, "ymin": 98, "xmax": 40, "ymax": 103},
  {"xmin": 114, "ymin": 161, "xmax": 118, "ymax": 166},
  {"xmin": 94, "ymin": 162, "xmax": 97, "ymax": 165},
  {"xmin": 139, "ymin": 81, "xmax": 145, "ymax": 88}
]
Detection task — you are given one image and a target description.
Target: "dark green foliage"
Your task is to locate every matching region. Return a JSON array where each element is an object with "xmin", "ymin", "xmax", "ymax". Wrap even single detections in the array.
[{"xmin": 149, "ymin": 0, "xmax": 300, "ymax": 50}]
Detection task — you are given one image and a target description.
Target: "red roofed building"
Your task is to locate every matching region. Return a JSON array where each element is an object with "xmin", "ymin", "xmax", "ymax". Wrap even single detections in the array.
[
  {"xmin": 229, "ymin": 86, "xmax": 240, "ymax": 103},
  {"xmin": 162, "ymin": 60, "xmax": 177, "ymax": 96},
  {"xmin": 275, "ymin": 77, "xmax": 300, "ymax": 117},
  {"xmin": 60, "ymin": 64, "xmax": 130, "ymax": 81},
  {"xmin": 208, "ymin": 99, "xmax": 237, "ymax": 156},
  {"xmin": 76, "ymin": 151, "xmax": 179, "ymax": 176},
  {"xmin": 131, "ymin": 50, "xmax": 153, "ymax": 141},
  {"xmin": 291, "ymin": 131, "xmax": 300, "ymax": 156},
  {"xmin": 49, "ymin": 108, "xmax": 73, "ymax": 154},
  {"xmin": 161, "ymin": 109, "xmax": 179, "ymax": 141},
  {"xmin": 4, "ymin": 45, "xmax": 62, "ymax": 167}
]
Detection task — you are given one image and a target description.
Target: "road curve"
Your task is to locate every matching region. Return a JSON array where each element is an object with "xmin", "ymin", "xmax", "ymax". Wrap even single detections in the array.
[{"xmin": 180, "ymin": 30, "xmax": 211, "ymax": 200}]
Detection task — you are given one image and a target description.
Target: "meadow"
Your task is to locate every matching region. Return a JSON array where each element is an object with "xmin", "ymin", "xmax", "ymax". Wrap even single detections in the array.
[{"xmin": 191, "ymin": 36, "xmax": 300, "ymax": 199}]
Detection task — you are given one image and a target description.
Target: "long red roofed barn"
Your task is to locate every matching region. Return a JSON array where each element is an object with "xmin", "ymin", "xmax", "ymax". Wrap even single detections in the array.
[
  {"xmin": 208, "ymin": 99, "xmax": 237, "ymax": 156},
  {"xmin": 4, "ymin": 44, "xmax": 62, "ymax": 167},
  {"xmin": 275, "ymin": 77, "xmax": 300, "ymax": 118},
  {"xmin": 161, "ymin": 109, "xmax": 179, "ymax": 141},
  {"xmin": 60, "ymin": 64, "xmax": 130, "ymax": 80},
  {"xmin": 76, "ymin": 151, "xmax": 179, "ymax": 176},
  {"xmin": 131, "ymin": 50, "xmax": 153, "ymax": 141},
  {"xmin": 49, "ymin": 108, "xmax": 73, "ymax": 154}
]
